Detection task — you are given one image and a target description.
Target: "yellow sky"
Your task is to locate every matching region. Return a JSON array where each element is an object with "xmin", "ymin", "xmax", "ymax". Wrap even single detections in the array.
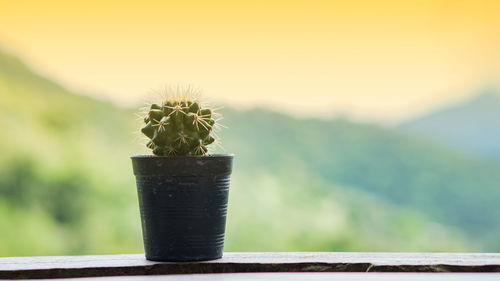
[{"xmin": 1, "ymin": 0, "xmax": 499, "ymax": 122}]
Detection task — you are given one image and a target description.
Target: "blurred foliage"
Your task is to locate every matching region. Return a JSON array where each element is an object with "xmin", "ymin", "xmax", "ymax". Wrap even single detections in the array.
[{"xmin": 0, "ymin": 48, "xmax": 498, "ymax": 256}]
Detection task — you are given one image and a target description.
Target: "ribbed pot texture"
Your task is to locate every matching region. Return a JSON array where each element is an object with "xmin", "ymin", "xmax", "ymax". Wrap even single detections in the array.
[{"xmin": 131, "ymin": 154, "xmax": 234, "ymax": 262}]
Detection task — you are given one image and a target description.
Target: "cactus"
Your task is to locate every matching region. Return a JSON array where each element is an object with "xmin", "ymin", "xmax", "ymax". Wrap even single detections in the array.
[{"xmin": 140, "ymin": 96, "xmax": 219, "ymax": 156}]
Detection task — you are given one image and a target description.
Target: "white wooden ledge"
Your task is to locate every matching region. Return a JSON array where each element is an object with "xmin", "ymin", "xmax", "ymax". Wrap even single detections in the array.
[{"xmin": 0, "ymin": 252, "xmax": 499, "ymax": 279}]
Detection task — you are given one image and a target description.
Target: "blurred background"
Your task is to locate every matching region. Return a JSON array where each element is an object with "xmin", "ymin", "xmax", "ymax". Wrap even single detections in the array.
[{"xmin": 0, "ymin": 0, "xmax": 499, "ymax": 256}]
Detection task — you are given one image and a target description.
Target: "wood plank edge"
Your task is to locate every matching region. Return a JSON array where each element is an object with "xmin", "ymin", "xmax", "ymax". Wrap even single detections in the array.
[{"xmin": 2, "ymin": 262, "xmax": 500, "ymax": 279}]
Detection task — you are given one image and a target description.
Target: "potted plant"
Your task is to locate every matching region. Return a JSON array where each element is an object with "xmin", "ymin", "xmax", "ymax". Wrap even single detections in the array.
[{"xmin": 131, "ymin": 90, "xmax": 234, "ymax": 262}]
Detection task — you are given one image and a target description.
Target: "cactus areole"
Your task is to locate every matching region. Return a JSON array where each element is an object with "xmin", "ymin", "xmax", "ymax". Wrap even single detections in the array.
[{"xmin": 131, "ymin": 92, "xmax": 234, "ymax": 262}]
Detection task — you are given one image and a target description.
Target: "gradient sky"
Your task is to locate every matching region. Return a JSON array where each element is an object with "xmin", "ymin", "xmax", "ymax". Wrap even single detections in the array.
[{"xmin": 1, "ymin": 0, "xmax": 499, "ymax": 122}]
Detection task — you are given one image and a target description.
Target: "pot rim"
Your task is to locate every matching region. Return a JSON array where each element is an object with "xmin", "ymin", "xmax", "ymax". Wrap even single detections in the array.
[{"xmin": 131, "ymin": 154, "xmax": 234, "ymax": 159}]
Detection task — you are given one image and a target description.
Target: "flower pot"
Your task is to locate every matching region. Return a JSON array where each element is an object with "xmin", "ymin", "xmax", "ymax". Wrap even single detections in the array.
[{"xmin": 131, "ymin": 154, "xmax": 234, "ymax": 262}]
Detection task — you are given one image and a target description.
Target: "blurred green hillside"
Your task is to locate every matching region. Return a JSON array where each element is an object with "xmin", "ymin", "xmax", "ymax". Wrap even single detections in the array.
[
  {"xmin": 220, "ymin": 109, "xmax": 500, "ymax": 251},
  {"xmin": 1, "ymin": 49, "xmax": 499, "ymax": 256}
]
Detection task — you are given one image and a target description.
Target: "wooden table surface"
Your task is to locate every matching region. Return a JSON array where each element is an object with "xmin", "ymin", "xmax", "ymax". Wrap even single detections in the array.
[
  {"xmin": 1, "ymin": 252, "xmax": 499, "ymax": 279},
  {"xmin": 31, "ymin": 273, "xmax": 500, "ymax": 281}
]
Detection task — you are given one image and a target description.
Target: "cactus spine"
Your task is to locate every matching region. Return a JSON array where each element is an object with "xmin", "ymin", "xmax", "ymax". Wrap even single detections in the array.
[{"xmin": 140, "ymin": 97, "xmax": 218, "ymax": 156}]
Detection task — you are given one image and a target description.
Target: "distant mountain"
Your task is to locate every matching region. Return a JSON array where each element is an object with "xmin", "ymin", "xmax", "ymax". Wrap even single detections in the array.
[
  {"xmin": 1, "ymin": 47, "xmax": 500, "ymax": 256},
  {"xmin": 398, "ymin": 90, "xmax": 500, "ymax": 160}
]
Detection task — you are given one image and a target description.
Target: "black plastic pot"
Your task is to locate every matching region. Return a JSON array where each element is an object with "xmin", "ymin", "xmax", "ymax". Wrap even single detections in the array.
[{"xmin": 131, "ymin": 154, "xmax": 234, "ymax": 262}]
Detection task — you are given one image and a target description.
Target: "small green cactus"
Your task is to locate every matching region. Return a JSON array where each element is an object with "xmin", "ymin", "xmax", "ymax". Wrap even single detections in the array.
[{"xmin": 140, "ymin": 96, "xmax": 219, "ymax": 156}]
